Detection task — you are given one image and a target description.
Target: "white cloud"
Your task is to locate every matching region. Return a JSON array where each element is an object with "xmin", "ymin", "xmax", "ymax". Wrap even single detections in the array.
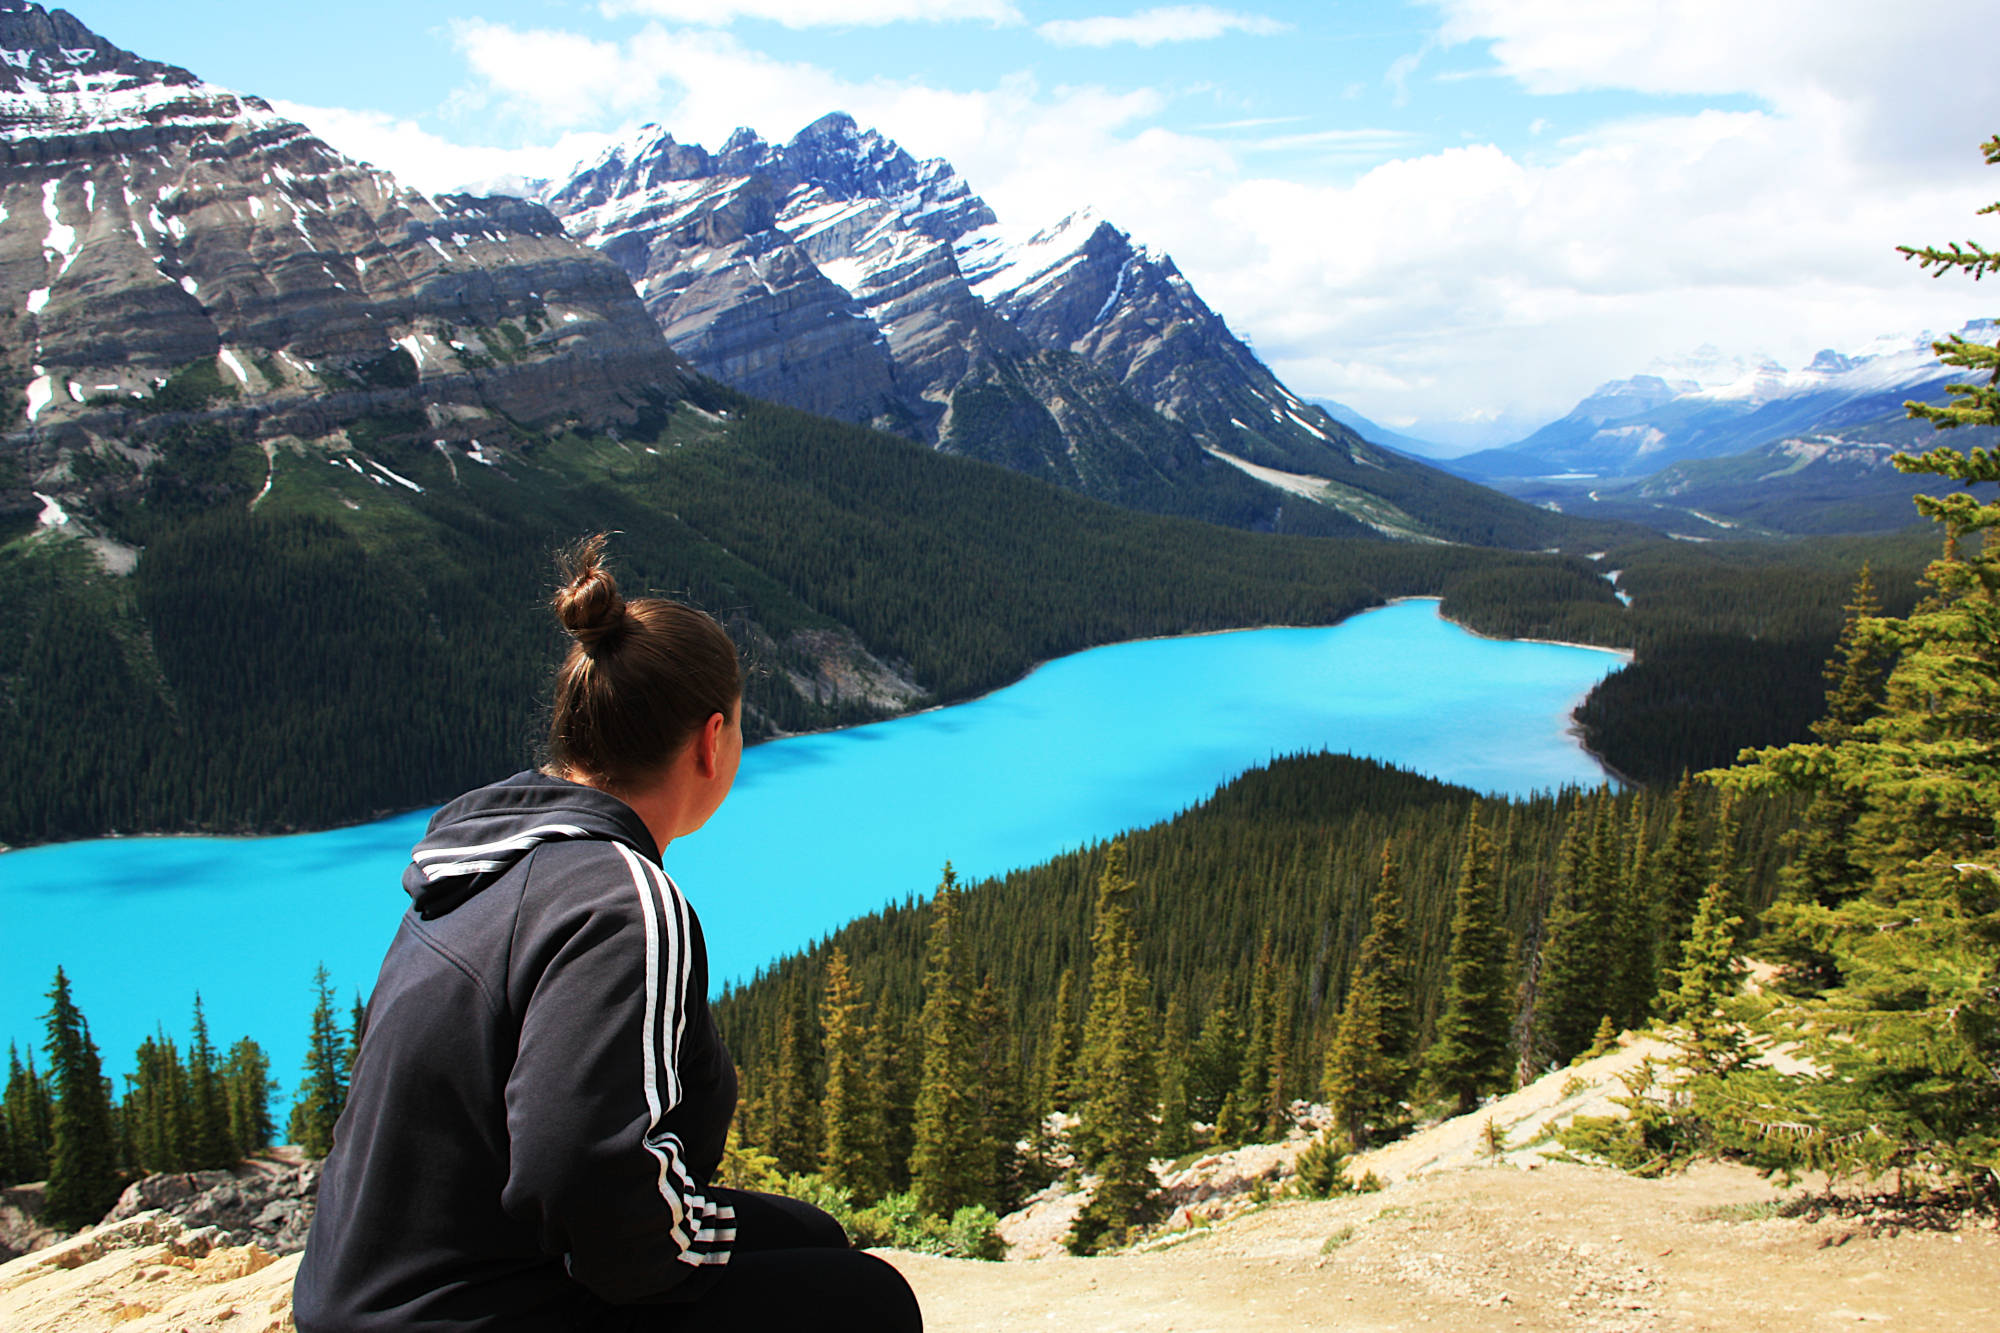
[
  {"xmin": 1038, "ymin": 6, "xmax": 1286, "ymax": 48},
  {"xmin": 1241, "ymin": 128, "xmax": 1416, "ymax": 156},
  {"xmin": 1429, "ymin": 0, "xmax": 2000, "ymax": 178},
  {"xmin": 600, "ymin": 0, "xmax": 1020, "ymax": 25},
  {"xmin": 1384, "ymin": 49, "xmax": 1422, "ymax": 106},
  {"xmin": 272, "ymin": 101, "xmax": 615, "ymax": 195},
  {"xmin": 293, "ymin": 5, "xmax": 2000, "ymax": 445}
]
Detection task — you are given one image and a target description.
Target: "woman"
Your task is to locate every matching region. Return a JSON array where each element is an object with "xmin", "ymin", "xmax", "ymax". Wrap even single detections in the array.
[{"xmin": 295, "ymin": 535, "xmax": 922, "ymax": 1331}]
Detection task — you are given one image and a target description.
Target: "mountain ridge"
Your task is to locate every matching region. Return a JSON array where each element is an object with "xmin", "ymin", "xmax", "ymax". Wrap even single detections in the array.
[
  {"xmin": 1446, "ymin": 322, "xmax": 1992, "ymax": 485},
  {"xmin": 533, "ymin": 111, "xmax": 1610, "ymax": 549}
]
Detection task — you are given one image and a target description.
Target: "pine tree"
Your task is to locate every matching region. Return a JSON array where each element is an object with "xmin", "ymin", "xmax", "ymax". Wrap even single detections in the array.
[
  {"xmin": 125, "ymin": 1032, "xmax": 190, "ymax": 1172},
  {"xmin": 4, "ymin": 1043, "xmax": 51, "ymax": 1184},
  {"xmin": 1714, "ymin": 140, "xmax": 2000, "ymax": 1185},
  {"xmin": 1533, "ymin": 815, "xmax": 1616, "ymax": 1068},
  {"xmin": 1660, "ymin": 876, "xmax": 1747, "ymax": 1075},
  {"xmin": 1155, "ymin": 998, "xmax": 1194, "ymax": 1158},
  {"xmin": 1067, "ymin": 842, "xmax": 1158, "ymax": 1254},
  {"xmin": 968, "ymin": 972, "xmax": 1025, "ymax": 1213},
  {"xmin": 42, "ymin": 968, "xmax": 119, "ymax": 1229},
  {"xmin": 222, "ymin": 1038, "xmax": 276, "ymax": 1158},
  {"xmin": 1230, "ymin": 931, "xmax": 1278, "ymax": 1144},
  {"xmin": 1040, "ymin": 968, "xmax": 1080, "ymax": 1115},
  {"xmin": 819, "ymin": 947, "xmax": 888, "ymax": 1203},
  {"xmin": 1609, "ymin": 795, "xmax": 1659, "ymax": 1029},
  {"xmin": 347, "ymin": 993, "xmax": 369, "ymax": 1077},
  {"xmin": 1322, "ymin": 845, "xmax": 1415, "ymax": 1146},
  {"xmin": 1765, "ymin": 566, "xmax": 1893, "ymax": 994},
  {"xmin": 1185, "ymin": 1004, "xmax": 1240, "ymax": 1130},
  {"xmin": 185, "ymin": 995, "xmax": 234, "ymax": 1170},
  {"xmin": 1420, "ymin": 808, "xmax": 1515, "ymax": 1116},
  {"xmin": 1652, "ymin": 775, "xmax": 1708, "ymax": 989},
  {"xmin": 909, "ymin": 863, "xmax": 981, "ymax": 1216},
  {"xmin": 765, "ymin": 976, "xmax": 823, "ymax": 1174},
  {"xmin": 289, "ymin": 965, "xmax": 349, "ymax": 1158}
]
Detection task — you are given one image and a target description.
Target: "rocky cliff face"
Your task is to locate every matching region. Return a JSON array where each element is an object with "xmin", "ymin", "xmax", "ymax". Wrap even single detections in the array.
[
  {"xmin": 541, "ymin": 112, "xmax": 1425, "ymax": 529},
  {"xmin": 0, "ymin": 0, "xmax": 695, "ymax": 537}
]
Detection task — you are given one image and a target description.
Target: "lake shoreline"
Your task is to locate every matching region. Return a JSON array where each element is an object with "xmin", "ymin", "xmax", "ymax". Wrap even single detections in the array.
[{"xmin": 3, "ymin": 597, "xmax": 1636, "ymax": 855}]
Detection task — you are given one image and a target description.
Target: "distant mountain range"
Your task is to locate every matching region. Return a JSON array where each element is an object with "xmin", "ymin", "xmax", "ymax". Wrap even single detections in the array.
[
  {"xmin": 1446, "ymin": 326, "xmax": 1989, "ymax": 483},
  {"xmin": 1436, "ymin": 324, "xmax": 1997, "ymax": 534}
]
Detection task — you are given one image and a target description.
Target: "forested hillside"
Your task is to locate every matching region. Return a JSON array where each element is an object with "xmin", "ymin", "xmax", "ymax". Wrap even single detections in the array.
[
  {"xmin": 1571, "ymin": 529, "xmax": 1932, "ymax": 782},
  {"xmin": 0, "ymin": 384, "xmax": 1630, "ymax": 846},
  {"xmin": 713, "ymin": 751, "xmax": 1792, "ymax": 1221}
]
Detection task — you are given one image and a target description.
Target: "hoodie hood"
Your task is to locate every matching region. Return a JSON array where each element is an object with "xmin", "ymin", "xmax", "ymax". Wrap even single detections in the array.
[{"xmin": 403, "ymin": 770, "xmax": 658, "ymax": 918}]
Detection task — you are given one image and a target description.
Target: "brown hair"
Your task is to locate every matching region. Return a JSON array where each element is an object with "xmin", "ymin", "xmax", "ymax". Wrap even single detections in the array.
[{"xmin": 546, "ymin": 533, "xmax": 741, "ymax": 791}]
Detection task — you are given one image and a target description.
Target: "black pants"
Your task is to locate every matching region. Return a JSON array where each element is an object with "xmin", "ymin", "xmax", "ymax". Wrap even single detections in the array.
[{"xmin": 625, "ymin": 1188, "xmax": 923, "ymax": 1332}]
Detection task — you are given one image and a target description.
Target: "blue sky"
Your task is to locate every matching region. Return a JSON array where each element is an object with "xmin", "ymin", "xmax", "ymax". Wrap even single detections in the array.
[{"xmin": 70, "ymin": 1, "xmax": 2000, "ymax": 445}]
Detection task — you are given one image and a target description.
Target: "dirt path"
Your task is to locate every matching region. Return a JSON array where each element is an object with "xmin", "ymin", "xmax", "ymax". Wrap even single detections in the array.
[{"xmin": 899, "ymin": 1161, "xmax": 1999, "ymax": 1331}]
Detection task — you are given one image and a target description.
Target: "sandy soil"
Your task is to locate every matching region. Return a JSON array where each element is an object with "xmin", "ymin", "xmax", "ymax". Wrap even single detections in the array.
[{"xmin": 901, "ymin": 1160, "xmax": 2000, "ymax": 1332}]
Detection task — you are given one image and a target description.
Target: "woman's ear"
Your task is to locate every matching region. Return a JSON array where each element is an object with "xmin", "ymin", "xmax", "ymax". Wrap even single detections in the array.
[{"xmin": 696, "ymin": 710, "xmax": 726, "ymax": 778}]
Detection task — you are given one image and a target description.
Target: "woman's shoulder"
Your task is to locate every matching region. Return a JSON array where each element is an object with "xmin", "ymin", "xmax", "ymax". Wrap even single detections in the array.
[{"xmin": 515, "ymin": 836, "xmax": 697, "ymax": 939}]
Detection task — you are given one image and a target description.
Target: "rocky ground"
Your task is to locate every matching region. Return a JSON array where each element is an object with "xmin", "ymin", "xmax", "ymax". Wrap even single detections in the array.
[{"xmin": 5, "ymin": 1037, "xmax": 1995, "ymax": 1331}]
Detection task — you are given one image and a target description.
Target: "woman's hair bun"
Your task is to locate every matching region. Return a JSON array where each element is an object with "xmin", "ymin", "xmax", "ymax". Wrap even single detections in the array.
[{"xmin": 553, "ymin": 532, "xmax": 629, "ymax": 652}]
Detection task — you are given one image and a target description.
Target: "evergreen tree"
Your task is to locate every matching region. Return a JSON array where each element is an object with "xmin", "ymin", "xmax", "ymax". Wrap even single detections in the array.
[
  {"xmin": 877, "ymin": 1004, "xmax": 922, "ymax": 1193},
  {"xmin": 42, "ymin": 968, "xmax": 119, "ymax": 1229},
  {"xmin": 968, "ymin": 972, "xmax": 1026, "ymax": 1213},
  {"xmin": 1420, "ymin": 809, "xmax": 1515, "ymax": 1115},
  {"xmin": 222, "ymin": 1038, "xmax": 277, "ymax": 1158},
  {"xmin": 1715, "ymin": 142, "xmax": 2000, "ymax": 1185},
  {"xmin": 819, "ymin": 947, "xmax": 889, "ymax": 1203},
  {"xmin": 1609, "ymin": 795, "xmax": 1659, "ymax": 1028},
  {"xmin": 1660, "ymin": 876, "xmax": 1747, "ymax": 1075},
  {"xmin": 185, "ymin": 995, "xmax": 234, "ymax": 1170},
  {"xmin": 347, "ymin": 993, "xmax": 369, "ymax": 1076},
  {"xmin": 765, "ymin": 976, "xmax": 822, "ymax": 1174},
  {"xmin": 1067, "ymin": 842, "xmax": 1158, "ymax": 1254},
  {"xmin": 1230, "ymin": 931, "xmax": 1278, "ymax": 1144},
  {"xmin": 125, "ymin": 1032, "xmax": 189, "ymax": 1173},
  {"xmin": 1322, "ymin": 845, "xmax": 1415, "ymax": 1146},
  {"xmin": 289, "ymin": 965, "xmax": 349, "ymax": 1158},
  {"xmin": 1652, "ymin": 776, "xmax": 1708, "ymax": 989},
  {"xmin": 1532, "ymin": 816, "xmax": 1616, "ymax": 1068},
  {"xmin": 1765, "ymin": 566, "xmax": 1893, "ymax": 994},
  {"xmin": 1040, "ymin": 968, "xmax": 1080, "ymax": 1115},
  {"xmin": 1154, "ymin": 998, "xmax": 1194, "ymax": 1157},
  {"xmin": 1263, "ymin": 985, "xmax": 1294, "ymax": 1137},
  {"xmin": 1185, "ymin": 1004, "xmax": 1240, "ymax": 1129},
  {"xmin": 4, "ymin": 1044, "xmax": 51, "ymax": 1184},
  {"xmin": 909, "ymin": 864, "xmax": 981, "ymax": 1216}
]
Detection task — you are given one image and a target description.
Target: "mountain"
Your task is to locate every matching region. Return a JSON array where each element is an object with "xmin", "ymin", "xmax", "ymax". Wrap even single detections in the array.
[
  {"xmin": 1445, "ymin": 325, "xmax": 1992, "ymax": 488},
  {"xmin": 1512, "ymin": 435, "xmax": 1962, "ymax": 537},
  {"xmin": 538, "ymin": 114, "xmax": 1608, "ymax": 549},
  {"xmin": 0, "ymin": 0, "xmax": 699, "ymax": 539}
]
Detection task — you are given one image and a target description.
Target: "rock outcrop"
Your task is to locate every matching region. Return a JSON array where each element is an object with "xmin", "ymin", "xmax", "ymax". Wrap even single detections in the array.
[
  {"xmin": 104, "ymin": 1162, "xmax": 317, "ymax": 1255},
  {"xmin": 0, "ymin": 0, "xmax": 696, "ymax": 539},
  {"xmin": 0, "ymin": 1208, "xmax": 297, "ymax": 1332}
]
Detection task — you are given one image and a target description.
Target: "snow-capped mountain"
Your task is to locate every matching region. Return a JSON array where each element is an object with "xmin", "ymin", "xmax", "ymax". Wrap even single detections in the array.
[
  {"xmin": 539, "ymin": 113, "xmax": 1573, "ymax": 544},
  {"xmin": 1447, "ymin": 324, "xmax": 1989, "ymax": 486},
  {"xmin": 0, "ymin": 0, "xmax": 691, "ymax": 539}
]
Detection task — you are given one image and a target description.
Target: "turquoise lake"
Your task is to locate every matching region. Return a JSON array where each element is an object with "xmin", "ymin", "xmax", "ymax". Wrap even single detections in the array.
[{"xmin": 0, "ymin": 599, "xmax": 1624, "ymax": 1087}]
